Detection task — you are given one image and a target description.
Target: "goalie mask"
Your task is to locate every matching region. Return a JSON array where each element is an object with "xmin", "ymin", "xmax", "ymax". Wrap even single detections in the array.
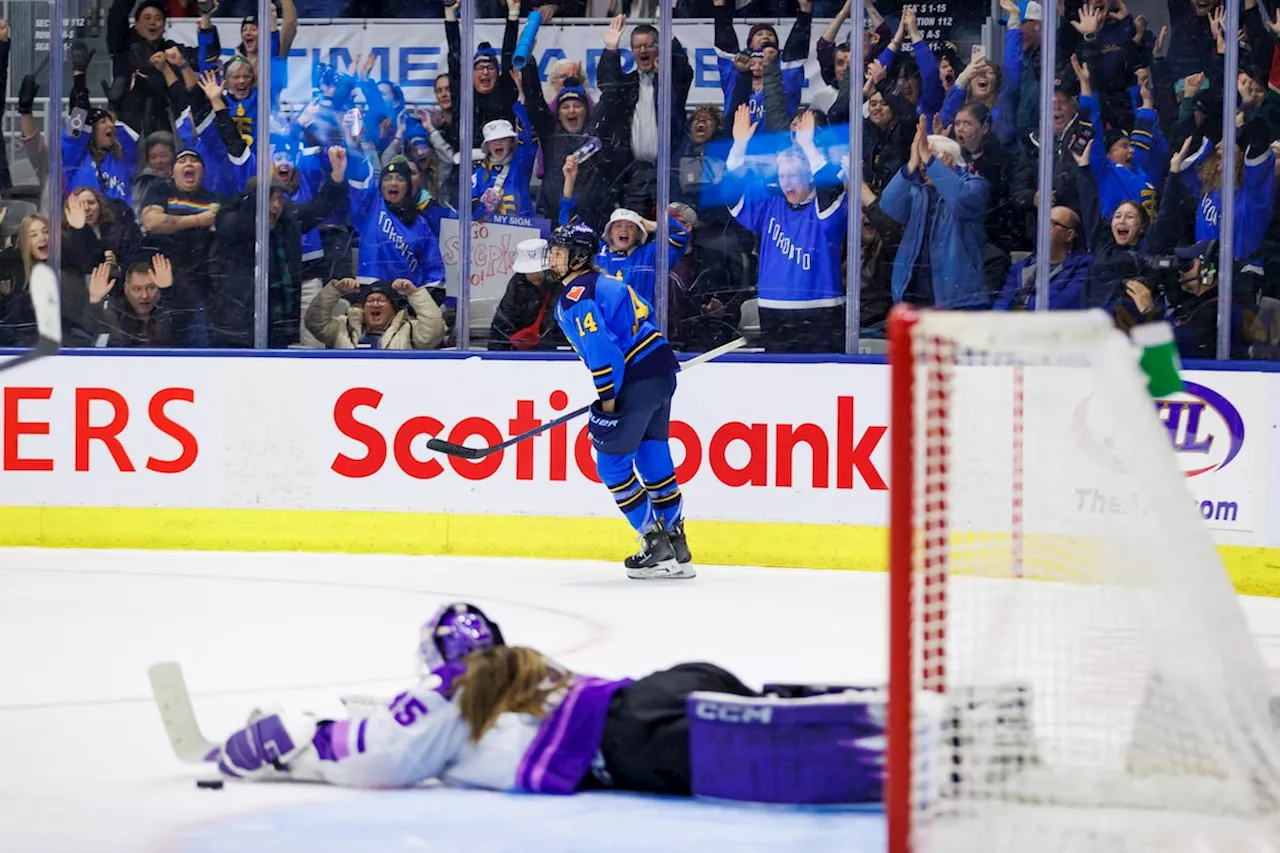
[{"xmin": 419, "ymin": 602, "xmax": 505, "ymax": 673}]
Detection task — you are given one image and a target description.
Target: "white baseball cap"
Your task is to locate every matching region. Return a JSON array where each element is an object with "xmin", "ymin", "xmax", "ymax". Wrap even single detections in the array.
[
  {"xmin": 605, "ymin": 208, "xmax": 649, "ymax": 245},
  {"xmin": 482, "ymin": 120, "xmax": 517, "ymax": 146},
  {"xmin": 512, "ymin": 238, "xmax": 549, "ymax": 274},
  {"xmin": 1023, "ymin": 1, "xmax": 1043, "ymax": 21}
]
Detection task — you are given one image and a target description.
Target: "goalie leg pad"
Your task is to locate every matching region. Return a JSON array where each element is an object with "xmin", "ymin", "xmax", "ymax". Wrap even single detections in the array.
[
  {"xmin": 937, "ymin": 682, "xmax": 1041, "ymax": 796},
  {"xmin": 688, "ymin": 689, "xmax": 887, "ymax": 805}
]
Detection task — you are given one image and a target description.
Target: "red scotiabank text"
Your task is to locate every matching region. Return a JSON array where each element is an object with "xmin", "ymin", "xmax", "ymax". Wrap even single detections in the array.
[
  {"xmin": 331, "ymin": 388, "xmax": 887, "ymax": 490},
  {"xmin": 1, "ymin": 386, "xmax": 198, "ymax": 473}
]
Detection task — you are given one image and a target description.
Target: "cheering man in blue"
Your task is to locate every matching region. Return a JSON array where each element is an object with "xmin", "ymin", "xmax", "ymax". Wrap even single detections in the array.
[{"xmin": 726, "ymin": 105, "xmax": 848, "ymax": 352}]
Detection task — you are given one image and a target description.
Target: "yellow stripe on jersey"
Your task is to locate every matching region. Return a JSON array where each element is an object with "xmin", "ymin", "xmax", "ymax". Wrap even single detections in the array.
[{"xmin": 625, "ymin": 331, "xmax": 661, "ymax": 363}]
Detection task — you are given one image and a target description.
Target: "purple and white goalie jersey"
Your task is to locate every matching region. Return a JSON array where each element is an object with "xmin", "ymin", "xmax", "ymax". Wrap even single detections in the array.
[{"xmin": 268, "ymin": 664, "xmax": 632, "ymax": 794}]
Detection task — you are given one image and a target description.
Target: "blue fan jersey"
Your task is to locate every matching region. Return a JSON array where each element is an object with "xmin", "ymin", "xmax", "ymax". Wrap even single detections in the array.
[
  {"xmin": 555, "ymin": 270, "xmax": 678, "ymax": 403},
  {"xmin": 593, "ymin": 214, "xmax": 690, "ymax": 305},
  {"xmin": 62, "ymin": 122, "xmax": 139, "ymax": 204},
  {"xmin": 471, "ymin": 103, "xmax": 537, "ymax": 219},
  {"xmin": 176, "ymin": 108, "xmax": 251, "ymax": 195},
  {"xmin": 729, "ymin": 180, "xmax": 848, "ymax": 309},
  {"xmin": 1181, "ymin": 138, "xmax": 1275, "ymax": 261},
  {"xmin": 349, "ymin": 171, "xmax": 446, "ymax": 288},
  {"xmin": 713, "ymin": 54, "xmax": 806, "ymax": 122}
]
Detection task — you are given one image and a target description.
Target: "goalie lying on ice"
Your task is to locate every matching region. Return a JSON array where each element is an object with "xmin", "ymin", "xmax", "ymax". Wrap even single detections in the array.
[{"xmin": 207, "ymin": 605, "xmax": 886, "ymax": 804}]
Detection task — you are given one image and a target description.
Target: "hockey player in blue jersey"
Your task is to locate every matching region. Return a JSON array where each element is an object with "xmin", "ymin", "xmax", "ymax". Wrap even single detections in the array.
[{"xmin": 548, "ymin": 224, "xmax": 692, "ymax": 580}]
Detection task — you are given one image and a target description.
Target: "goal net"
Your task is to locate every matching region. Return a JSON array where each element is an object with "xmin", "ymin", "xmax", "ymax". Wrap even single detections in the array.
[{"xmin": 885, "ymin": 307, "xmax": 1280, "ymax": 853}]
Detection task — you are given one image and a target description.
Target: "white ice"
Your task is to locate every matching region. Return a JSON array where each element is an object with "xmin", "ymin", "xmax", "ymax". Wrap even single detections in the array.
[{"xmin": 3, "ymin": 548, "xmax": 1280, "ymax": 853}]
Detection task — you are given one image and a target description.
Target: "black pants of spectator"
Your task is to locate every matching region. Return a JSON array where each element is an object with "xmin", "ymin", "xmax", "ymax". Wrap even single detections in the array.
[
  {"xmin": 588, "ymin": 662, "xmax": 758, "ymax": 796},
  {"xmin": 317, "ymin": 225, "xmax": 356, "ymax": 284},
  {"xmin": 168, "ymin": 287, "xmax": 210, "ymax": 348},
  {"xmin": 760, "ymin": 304, "xmax": 846, "ymax": 353},
  {"xmin": 983, "ymin": 243, "xmax": 1010, "ymax": 305},
  {"xmin": 621, "ymin": 160, "xmax": 659, "ymax": 217}
]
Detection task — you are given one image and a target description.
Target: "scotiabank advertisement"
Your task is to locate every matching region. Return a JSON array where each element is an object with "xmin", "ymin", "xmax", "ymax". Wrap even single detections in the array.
[
  {"xmin": 0, "ymin": 356, "xmax": 891, "ymax": 526},
  {"xmin": 0, "ymin": 354, "xmax": 1270, "ymax": 544}
]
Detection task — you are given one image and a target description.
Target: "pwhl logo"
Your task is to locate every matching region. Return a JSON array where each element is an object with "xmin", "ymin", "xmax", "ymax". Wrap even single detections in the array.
[
  {"xmin": 1155, "ymin": 381, "xmax": 1245, "ymax": 477},
  {"xmin": 1071, "ymin": 381, "xmax": 1245, "ymax": 478}
]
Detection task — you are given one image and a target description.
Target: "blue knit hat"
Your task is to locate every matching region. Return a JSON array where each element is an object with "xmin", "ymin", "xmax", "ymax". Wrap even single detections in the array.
[
  {"xmin": 473, "ymin": 42, "xmax": 499, "ymax": 68},
  {"xmin": 557, "ymin": 77, "xmax": 587, "ymax": 107}
]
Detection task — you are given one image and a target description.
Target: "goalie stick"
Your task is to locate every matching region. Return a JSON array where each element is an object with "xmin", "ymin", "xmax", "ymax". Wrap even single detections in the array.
[
  {"xmin": 427, "ymin": 336, "xmax": 747, "ymax": 460},
  {"xmin": 0, "ymin": 263, "xmax": 61, "ymax": 374},
  {"xmin": 148, "ymin": 662, "xmax": 219, "ymax": 764}
]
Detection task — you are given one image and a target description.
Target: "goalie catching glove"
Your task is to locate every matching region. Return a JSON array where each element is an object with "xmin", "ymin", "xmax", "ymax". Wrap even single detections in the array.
[{"xmin": 216, "ymin": 707, "xmax": 325, "ymax": 783}]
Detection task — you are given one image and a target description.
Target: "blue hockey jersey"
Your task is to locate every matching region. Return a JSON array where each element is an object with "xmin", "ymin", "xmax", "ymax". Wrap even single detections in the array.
[
  {"xmin": 1082, "ymin": 94, "xmax": 1159, "ymax": 220},
  {"xmin": 62, "ymin": 122, "xmax": 140, "ymax": 204},
  {"xmin": 175, "ymin": 107, "xmax": 252, "ymax": 196},
  {"xmin": 555, "ymin": 270, "xmax": 678, "ymax": 403},
  {"xmin": 273, "ymin": 145, "xmax": 331, "ymax": 263},
  {"xmin": 1180, "ymin": 138, "xmax": 1275, "ymax": 262},
  {"xmin": 729, "ymin": 173, "xmax": 848, "ymax": 309},
  {"xmin": 349, "ymin": 166, "xmax": 446, "ymax": 288},
  {"xmin": 225, "ymin": 87, "xmax": 262, "ymax": 148},
  {"xmin": 592, "ymin": 214, "xmax": 690, "ymax": 305},
  {"xmin": 716, "ymin": 57, "xmax": 807, "ymax": 124},
  {"xmin": 472, "ymin": 103, "xmax": 537, "ymax": 219},
  {"xmin": 711, "ymin": 3, "xmax": 806, "ymax": 121}
]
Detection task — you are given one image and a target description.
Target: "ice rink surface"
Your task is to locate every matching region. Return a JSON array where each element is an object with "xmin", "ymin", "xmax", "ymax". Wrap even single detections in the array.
[{"xmin": 4, "ymin": 547, "xmax": 1280, "ymax": 853}]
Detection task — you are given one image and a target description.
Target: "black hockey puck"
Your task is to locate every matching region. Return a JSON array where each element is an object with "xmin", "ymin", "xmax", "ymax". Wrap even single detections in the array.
[{"xmin": 196, "ymin": 778, "xmax": 225, "ymax": 790}]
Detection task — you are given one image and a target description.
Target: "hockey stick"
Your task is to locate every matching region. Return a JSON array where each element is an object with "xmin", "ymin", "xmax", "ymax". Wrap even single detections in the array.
[
  {"xmin": 427, "ymin": 336, "xmax": 747, "ymax": 460},
  {"xmin": 0, "ymin": 263, "xmax": 61, "ymax": 374},
  {"xmin": 148, "ymin": 662, "xmax": 220, "ymax": 764}
]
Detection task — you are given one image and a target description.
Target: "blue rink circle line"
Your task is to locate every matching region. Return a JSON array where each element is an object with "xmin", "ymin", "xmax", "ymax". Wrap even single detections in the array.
[
  {"xmin": 0, "ymin": 562, "xmax": 611, "ymax": 711},
  {"xmin": 174, "ymin": 788, "xmax": 885, "ymax": 853}
]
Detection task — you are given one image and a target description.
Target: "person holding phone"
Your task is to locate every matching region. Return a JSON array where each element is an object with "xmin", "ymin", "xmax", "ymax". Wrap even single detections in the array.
[{"xmin": 939, "ymin": 9, "xmax": 1022, "ymax": 147}]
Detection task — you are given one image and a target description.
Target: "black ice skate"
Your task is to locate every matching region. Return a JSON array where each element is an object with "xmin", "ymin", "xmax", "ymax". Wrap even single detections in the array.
[
  {"xmin": 668, "ymin": 520, "xmax": 693, "ymax": 568},
  {"xmin": 625, "ymin": 522, "xmax": 695, "ymax": 580}
]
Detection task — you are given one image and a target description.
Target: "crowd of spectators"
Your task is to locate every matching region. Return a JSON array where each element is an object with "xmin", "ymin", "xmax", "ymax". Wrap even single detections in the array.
[{"xmin": 0, "ymin": 0, "xmax": 1273, "ymax": 359}]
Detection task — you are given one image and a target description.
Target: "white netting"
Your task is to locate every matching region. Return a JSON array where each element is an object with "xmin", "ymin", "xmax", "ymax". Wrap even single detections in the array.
[{"xmin": 900, "ymin": 311, "xmax": 1280, "ymax": 852}]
